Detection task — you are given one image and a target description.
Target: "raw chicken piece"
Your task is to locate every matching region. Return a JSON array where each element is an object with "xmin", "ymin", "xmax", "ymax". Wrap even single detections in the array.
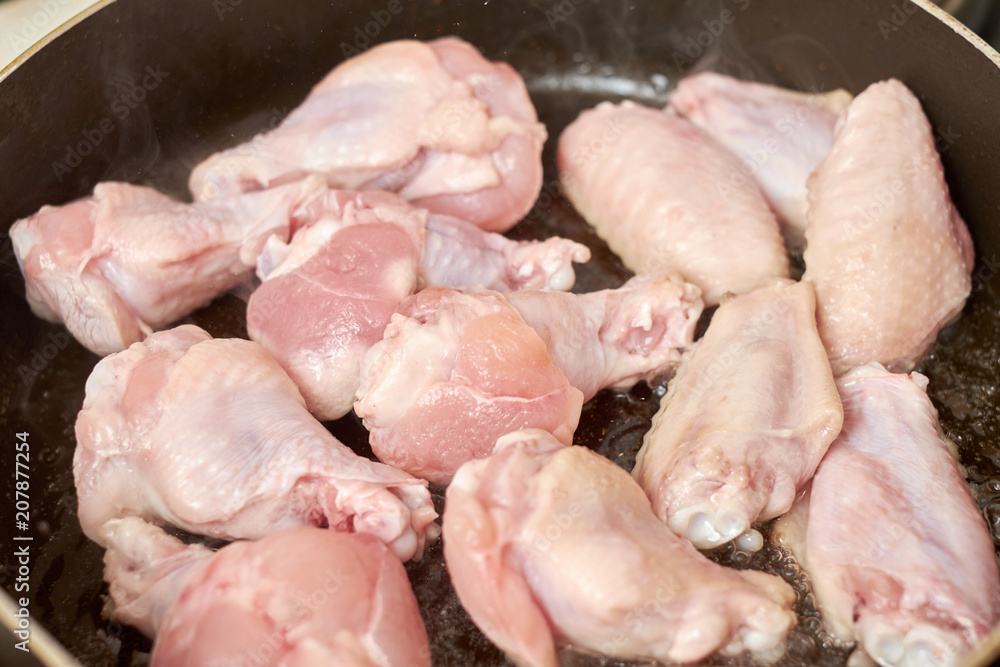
[
  {"xmin": 669, "ymin": 71, "xmax": 852, "ymax": 247},
  {"xmin": 189, "ymin": 37, "xmax": 545, "ymax": 232},
  {"xmin": 9, "ymin": 178, "xmax": 324, "ymax": 355},
  {"xmin": 506, "ymin": 271, "xmax": 703, "ymax": 400},
  {"xmin": 419, "ymin": 213, "xmax": 591, "ymax": 293},
  {"xmin": 632, "ymin": 280, "xmax": 843, "ymax": 550},
  {"xmin": 557, "ymin": 100, "xmax": 789, "ymax": 305},
  {"xmin": 101, "ymin": 518, "xmax": 207, "ymax": 639},
  {"xmin": 772, "ymin": 364, "xmax": 1000, "ymax": 667},
  {"xmin": 248, "ymin": 189, "xmax": 590, "ymax": 421},
  {"xmin": 101, "ymin": 518, "xmax": 430, "ymax": 667},
  {"xmin": 74, "ymin": 325, "xmax": 437, "ymax": 562},
  {"xmin": 443, "ymin": 429, "xmax": 796, "ymax": 667},
  {"xmin": 802, "ymin": 79, "xmax": 974, "ymax": 376},
  {"xmin": 248, "ymin": 191, "xmax": 425, "ymax": 422},
  {"xmin": 354, "ymin": 289, "xmax": 583, "ymax": 486}
]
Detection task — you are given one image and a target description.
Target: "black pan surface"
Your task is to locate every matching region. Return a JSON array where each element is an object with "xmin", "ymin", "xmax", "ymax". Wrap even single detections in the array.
[{"xmin": 1, "ymin": 1, "xmax": 998, "ymax": 665}]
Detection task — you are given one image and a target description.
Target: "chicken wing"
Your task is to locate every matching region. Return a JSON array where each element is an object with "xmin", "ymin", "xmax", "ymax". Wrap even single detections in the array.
[
  {"xmin": 772, "ymin": 364, "xmax": 1000, "ymax": 667},
  {"xmin": 10, "ymin": 178, "xmax": 323, "ymax": 355},
  {"xmin": 669, "ymin": 71, "xmax": 852, "ymax": 247},
  {"xmin": 248, "ymin": 189, "xmax": 589, "ymax": 421},
  {"xmin": 443, "ymin": 429, "xmax": 796, "ymax": 666},
  {"xmin": 506, "ymin": 271, "xmax": 703, "ymax": 401},
  {"xmin": 557, "ymin": 100, "xmax": 789, "ymax": 305},
  {"xmin": 74, "ymin": 325, "xmax": 437, "ymax": 562},
  {"xmin": 632, "ymin": 280, "xmax": 842, "ymax": 550},
  {"xmin": 802, "ymin": 79, "xmax": 974, "ymax": 375},
  {"xmin": 354, "ymin": 289, "xmax": 583, "ymax": 485},
  {"xmin": 101, "ymin": 518, "xmax": 430, "ymax": 667},
  {"xmin": 189, "ymin": 38, "xmax": 545, "ymax": 232}
]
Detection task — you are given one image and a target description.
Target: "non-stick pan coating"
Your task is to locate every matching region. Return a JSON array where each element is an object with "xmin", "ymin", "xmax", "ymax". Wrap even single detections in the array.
[{"xmin": 1, "ymin": 1, "xmax": 998, "ymax": 665}]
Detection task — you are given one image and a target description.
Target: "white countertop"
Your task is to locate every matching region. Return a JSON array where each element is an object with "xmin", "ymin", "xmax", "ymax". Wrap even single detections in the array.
[
  {"xmin": 0, "ymin": 0, "xmax": 997, "ymax": 73},
  {"xmin": 0, "ymin": 0, "xmax": 100, "ymax": 70}
]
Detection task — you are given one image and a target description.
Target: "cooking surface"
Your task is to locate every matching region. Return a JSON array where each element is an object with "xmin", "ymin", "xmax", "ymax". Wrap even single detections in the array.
[
  {"xmin": 2, "ymin": 81, "xmax": 999, "ymax": 666},
  {"xmin": 1, "ymin": 1, "xmax": 1000, "ymax": 665}
]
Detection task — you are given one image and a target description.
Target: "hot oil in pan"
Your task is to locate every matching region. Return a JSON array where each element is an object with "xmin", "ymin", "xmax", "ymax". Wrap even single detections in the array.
[{"xmin": 2, "ymin": 89, "xmax": 999, "ymax": 667}]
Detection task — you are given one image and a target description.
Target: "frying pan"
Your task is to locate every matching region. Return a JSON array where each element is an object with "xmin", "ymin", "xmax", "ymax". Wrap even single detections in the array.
[{"xmin": 1, "ymin": 0, "xmax": 999, "ymax": 665}]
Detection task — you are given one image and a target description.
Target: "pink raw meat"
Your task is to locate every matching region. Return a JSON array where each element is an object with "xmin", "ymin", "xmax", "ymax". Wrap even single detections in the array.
[
  {"xmin": 773, "ymin": 364, "xmax": 1000, "ymax": 667},
  {"xmin": 189, "ymin": 37, "xmax": 545, "ymax": 232},
  {"xmin": 802, "ymin": 79, "xmax": 974, "ymax": 375},
  {"xmin": 557, "ymin": 100, "xmax": 789, "ymax": 305},
  {"xmin": 74, "ymin": 325, "xmax": 437, "ymax": 562},
  {"xmin": 101, "ymin": 518, "xmax": 430, "ymax": 667},
  {"xmin": 354, "ymin": 289, "xmax": 583, "ymax": 485},
  {"xmin": 248, "ymin": 190, "xmax": 589, "ymax": 421},
  {"xmin": 444, "ymin": 429, "xmax": 796, "ymax": 666},
  {"xmin": 9, "ymin": 178, "xmax": 323, "ymax": 355},
  {"xmin": 669, "ymin": 71, "xmax": 852, "ymax": 247}
]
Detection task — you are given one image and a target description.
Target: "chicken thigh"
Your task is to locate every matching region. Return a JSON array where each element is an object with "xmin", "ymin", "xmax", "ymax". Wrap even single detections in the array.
[
  {"xmin": 101, "ymin": 518, "xmax": 430, "ymax": 667},
  {"xmin": 443, "ymin": 429, "xmax": 796, "ymax": 667},
  {"xmin": 9, "ymin": 178, "xmax": 323, "ymax": 355},
  {"xmin": 557, "ymin": 100, "xmax": 789, "ymax": 305},
  {"xmin": 772, "ymin": 364, "xmax": 1000, "ymax": 667},
  {"xmin": 248, "ymin": 189, "xmax": 589, "ymax": 421},
  {"xmin": 74, "ymin": 325, "xmax": 437, "ymax": 562},
  {"xmin": 802, "ymin": 79, "xmax": 974, "ymax": 375},
  {"xmin": 189, "ymin": 37, "xmax": 545, "ymax": 232},
  {"xmin": 354, "ymin": 289, "xmax": 583, "ymax": 485},
  {"xmin": 669, "ymin": 71, "xmax": 852, "ymax": 246},
  {"xmin": 632, "ymin": 280, "xmax": 843, "ymax": 550}
]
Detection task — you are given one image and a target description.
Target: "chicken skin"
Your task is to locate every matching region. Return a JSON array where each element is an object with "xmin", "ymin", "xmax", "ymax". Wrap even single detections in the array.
[
  {"xmin": 444, "ymin": 429, "xmax": 796, "ymax": 667},
  {"xmin": 102, "ymin": 518, "xmax": 430, "ymax": 667},
  {"xmin": 773, "ymin": 364, "xmax": 1000, "ymax": 667},
  {"xmin": 248, "ymin": 189, "xmax": 589, "ymax": 421},
  {"xmin": 355, "ymin": 289, "xmax": 583, "ymax": 486},
  {"xmin": 557, "ymin": 100, "xmax": 789, "ymax": 305},
  {"xmin": 802, "ymin": 79, "xmax": 974, "ymax": 375},
  {"xmin": 633, "ymin": 280, "xmax": 842, "ymax": 550},
  {"xmin": 669, "ymin": 71, "xmax": 852, "ymax": 247},
  {"xmin": 189, "ymin": 37, "xmax": 545, "ymax": 232},
  {"xmin": 75, "ymin": 325, "xmax": 437, "ymax": 562},
  {"xmin": 10, "ymin": 178, "xmax": 323, "ymax": 355}
]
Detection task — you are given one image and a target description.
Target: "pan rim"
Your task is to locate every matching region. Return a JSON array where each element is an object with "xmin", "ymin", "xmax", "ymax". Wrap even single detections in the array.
[
  {"xmin": 0, "ymin": 0, "xmax": 116, "ymax": 85},
  {"xmin": 2, "ymin": 1, "xmax": 999, "ymax": 666},
  {"xmin": 3, "ymin": 0, "xmax": 999, "ymax": 85}
]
